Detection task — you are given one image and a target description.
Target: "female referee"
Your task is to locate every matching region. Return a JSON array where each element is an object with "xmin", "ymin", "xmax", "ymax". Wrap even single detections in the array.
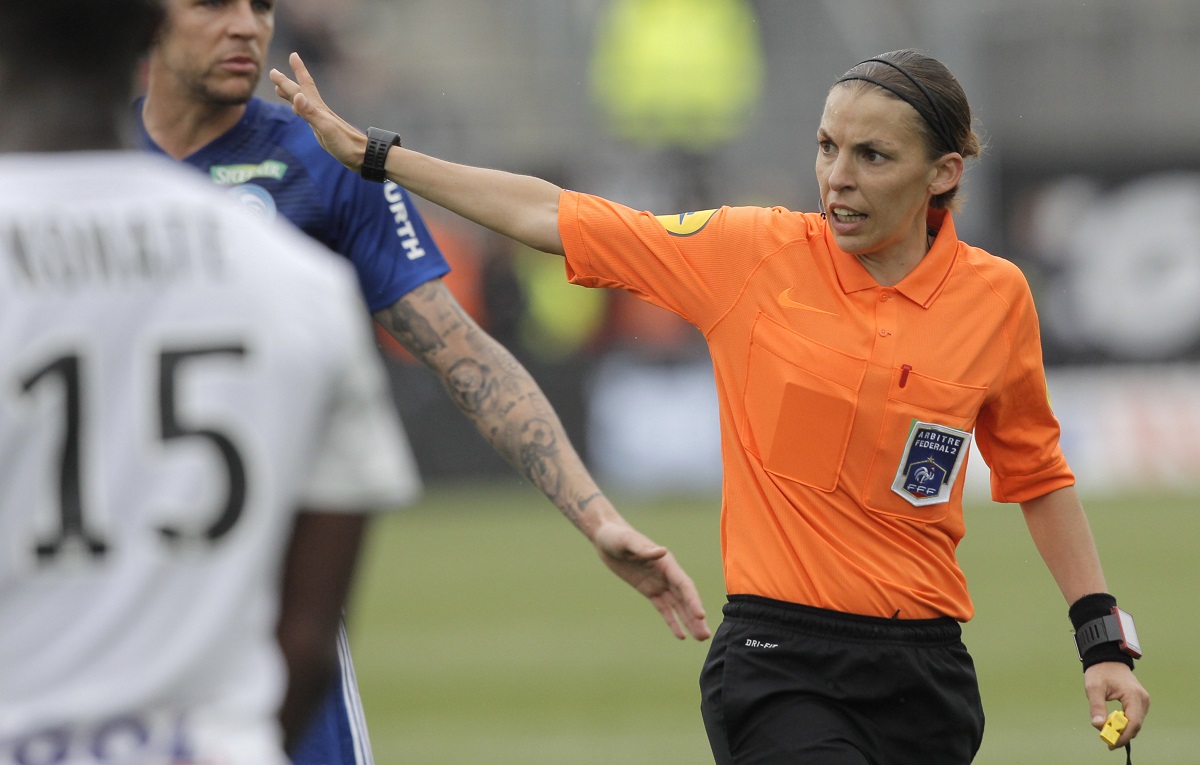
[{"xmin": 271, "ymin": 47, "xmax": 1149, "ymax": 764}]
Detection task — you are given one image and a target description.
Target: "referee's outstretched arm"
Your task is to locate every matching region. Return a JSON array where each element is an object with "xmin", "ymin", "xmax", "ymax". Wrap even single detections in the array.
[{"xmin": 272, "ymin": 53, "xmax": 564, "ymax": 257}]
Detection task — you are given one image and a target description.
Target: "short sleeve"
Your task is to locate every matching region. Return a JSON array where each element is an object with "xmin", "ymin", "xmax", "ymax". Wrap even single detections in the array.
[
  {"xmin": 973, "ymin": 282, "xmax": 1075, "ymax": 503},
  {"xmin": 324, "ymin": 169, "xmax": 450, "ymax": 312},
  {"xmin": 559, "ymin": 191, "xmax": 802, "ymax": 332}
]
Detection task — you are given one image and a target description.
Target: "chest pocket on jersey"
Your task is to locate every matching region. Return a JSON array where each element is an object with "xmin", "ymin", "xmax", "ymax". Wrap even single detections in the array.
[
  {"xmin": 863, "ymin": 367, "xmax": 987, "ymax": 522},
  {"xmin": 741, "ymin": 315, "xmax": 867, "ymax": 492}
]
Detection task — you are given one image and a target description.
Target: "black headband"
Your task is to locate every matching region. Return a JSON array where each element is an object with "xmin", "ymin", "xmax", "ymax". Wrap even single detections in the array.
[{"xmin": 837, "ymin": 57, "xmax": 957, "ymax": 153}]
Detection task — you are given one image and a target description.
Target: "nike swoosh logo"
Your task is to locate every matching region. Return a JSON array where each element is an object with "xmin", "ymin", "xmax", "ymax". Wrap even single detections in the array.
[{"xmin": 777, "ymin": 288, "xmax": 838, "ymax": 315}]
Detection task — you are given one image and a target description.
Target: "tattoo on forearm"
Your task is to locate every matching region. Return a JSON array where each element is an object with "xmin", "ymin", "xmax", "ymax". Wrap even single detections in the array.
[
  {"xmin": 380, "ymin": 300, "xmax": 445, "ymax": 360},
  {"xmin": 568, "ymin": 493, "xmax": 602, "ymax": 525},
  {"xmin": 519, "ymin": 417, "xmax": 562, "ymax": 496},
  {"xmin": 497, "ymin": 391, "xmax": 535, "ymax": 420},
  {"xmin": 445, "ymin": 358, "xmax": 499, "ymax": 414},
  {"xmin": 577, "ymin": 492, "xmax": 601, "ymax": 512},
  {"xmin": 560, "ymin": 493, "xmax": 601, "ymax": 529},
  {"xmin": 378, "ymin": 280, "xmax": 589, "ymax": 518}
]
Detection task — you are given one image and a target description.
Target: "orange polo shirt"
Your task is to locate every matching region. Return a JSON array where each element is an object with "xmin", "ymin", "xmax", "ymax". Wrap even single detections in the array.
[{"xmin": 559, "ymin": 191, "xmax": 1075, "ymax": 621}]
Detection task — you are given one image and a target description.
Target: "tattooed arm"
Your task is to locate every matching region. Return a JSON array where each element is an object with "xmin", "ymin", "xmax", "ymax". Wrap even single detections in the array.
[{"xmin": 375, "ymin": 278, "xmax": 710, "ymax": 640}]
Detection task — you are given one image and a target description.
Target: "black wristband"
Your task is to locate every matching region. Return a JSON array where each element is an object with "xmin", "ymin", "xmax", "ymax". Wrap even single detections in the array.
[
  {"xmin": 1069, "ymin": 593, "xmax": 1135, "ymax": 671},
  {"xmin": 361, "ymin": 127, "xmax": 400, "ymax": 183}
]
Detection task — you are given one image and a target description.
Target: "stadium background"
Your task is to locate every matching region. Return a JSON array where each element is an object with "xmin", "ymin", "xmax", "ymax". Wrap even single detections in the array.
[{"xmin": 262, "ymin": 1, "xmax": 1198, "ymax": 762}]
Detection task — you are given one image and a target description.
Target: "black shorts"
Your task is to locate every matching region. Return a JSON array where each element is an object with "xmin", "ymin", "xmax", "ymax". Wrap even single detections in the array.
[{"xmin": 700, "ymin": 595, "xmax": 985, "ymax": 765}]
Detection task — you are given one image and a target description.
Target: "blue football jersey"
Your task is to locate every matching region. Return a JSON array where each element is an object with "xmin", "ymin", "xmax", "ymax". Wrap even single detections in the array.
[{"xmin": 134, "ymin": 97, "xmax": 450, "ymax": 312}]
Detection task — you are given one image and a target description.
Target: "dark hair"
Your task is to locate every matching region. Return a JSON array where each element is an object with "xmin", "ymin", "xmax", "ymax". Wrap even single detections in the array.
[
  {"xmin": 0, "ymin": 0, "xmax": 163, "ymax": 82},
  {"xmin": 835, "ymin": 50, "xmax": 982, "ymax": 210}
]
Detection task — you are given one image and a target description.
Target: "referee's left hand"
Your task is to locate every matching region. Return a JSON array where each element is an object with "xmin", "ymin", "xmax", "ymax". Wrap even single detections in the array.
[
  {"xmin": 1085, "ymin": 662, "xmax": 1150, "ymax": 749},
  {"xmin": 592, "ymin": 520, "xmax": 711, "ymax": 641}
]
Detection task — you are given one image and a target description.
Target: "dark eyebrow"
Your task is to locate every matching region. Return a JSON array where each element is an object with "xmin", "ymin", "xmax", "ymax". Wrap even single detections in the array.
[
  {"xmin": 854, "ymin": 140, "xmax": 893, "ymax": 154},
  {"xmin": 816, "ymin": 130, "xmax": 895, "ymax": 154}
]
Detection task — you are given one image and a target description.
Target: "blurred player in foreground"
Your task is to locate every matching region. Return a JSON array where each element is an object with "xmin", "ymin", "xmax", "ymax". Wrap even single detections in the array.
[
  {"xmin": 0, "ymin": 1, "xmax": 422, "ymax": 762},
  {"xmin": 271, "ymin": 48, "xmax": 1151, "ymax": 763},
  {"xmin": 137, "ymin": 1, "xmax": 710, "ymax": 762}
]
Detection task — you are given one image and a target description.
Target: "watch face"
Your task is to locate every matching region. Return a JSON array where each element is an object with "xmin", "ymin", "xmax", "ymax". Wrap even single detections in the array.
[{"xmin": 1116, "ymin": 608, "xmax": 1142, "ymax": 658}]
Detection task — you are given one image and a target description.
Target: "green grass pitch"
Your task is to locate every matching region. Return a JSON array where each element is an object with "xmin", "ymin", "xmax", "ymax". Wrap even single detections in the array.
[{"xmin": 346, "ymin": 481, "xmax": 1196, "ymax": 764}]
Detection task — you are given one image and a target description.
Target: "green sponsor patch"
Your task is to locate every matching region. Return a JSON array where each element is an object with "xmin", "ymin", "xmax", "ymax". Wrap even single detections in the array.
[{"xmin": 209, "ymin": 160, "xmax": 288, "ymax": 185}]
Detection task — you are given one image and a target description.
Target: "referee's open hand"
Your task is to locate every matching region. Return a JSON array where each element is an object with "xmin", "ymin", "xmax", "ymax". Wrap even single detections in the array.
[
  {"xmin": 592, "ymin": 520, "xmax": 711, "ymax": 642},
  {"xmin": 271, "ymin": 52, "xmax": 367, "ymax": 175}
]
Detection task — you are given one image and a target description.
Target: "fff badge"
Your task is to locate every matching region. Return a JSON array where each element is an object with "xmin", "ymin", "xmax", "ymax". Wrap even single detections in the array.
[{"xmin": 890, "ymin": 420, "xmax": 972, "ymax": 507}]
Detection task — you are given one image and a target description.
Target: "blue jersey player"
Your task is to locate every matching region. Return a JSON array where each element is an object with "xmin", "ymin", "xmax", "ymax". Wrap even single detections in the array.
[
  {"xmin": 138, "ymin": 2, "xmax": 712, "ymax": 763},
  {"xmin": 135, "ymin": 94, "xmax": 450, "ymax": 318}
]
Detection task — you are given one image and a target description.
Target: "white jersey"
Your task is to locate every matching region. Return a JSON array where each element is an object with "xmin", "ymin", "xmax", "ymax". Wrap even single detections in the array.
[{"xmin": 0, "ymin": 153, "xmax": 420, "ymax": 764}]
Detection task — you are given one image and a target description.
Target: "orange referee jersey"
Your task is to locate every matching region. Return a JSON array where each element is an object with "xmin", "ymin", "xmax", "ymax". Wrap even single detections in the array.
[{"xmin": 559, "ymin": 191, "xmax": 1075, "ymax": 621}]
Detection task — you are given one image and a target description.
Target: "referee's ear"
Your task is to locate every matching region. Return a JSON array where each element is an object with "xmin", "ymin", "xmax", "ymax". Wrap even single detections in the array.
[{"xmin": 928, "ymin": 152, "xmax": 964, "ymax": 200}]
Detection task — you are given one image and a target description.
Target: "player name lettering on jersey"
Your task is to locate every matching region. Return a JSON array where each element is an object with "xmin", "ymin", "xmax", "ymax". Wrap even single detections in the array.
[
  {"xmin": 1, "ymin": 209, "xmax": 226, "ymax": 290},
  {"xmin": 383, "ymin": 182, "xmax": 427, "ymax": 260}
]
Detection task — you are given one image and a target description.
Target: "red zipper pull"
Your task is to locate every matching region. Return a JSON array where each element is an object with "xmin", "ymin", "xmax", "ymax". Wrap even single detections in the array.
[{"xmin": 899, "ymin": 364, "xmax": 912, "ymax": 388}]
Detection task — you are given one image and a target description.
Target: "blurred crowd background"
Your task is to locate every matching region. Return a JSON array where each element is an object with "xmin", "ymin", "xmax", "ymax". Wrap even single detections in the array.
[{"xmin": 260, "ymin": 0, "xmax": 1200, "ymax": 494}]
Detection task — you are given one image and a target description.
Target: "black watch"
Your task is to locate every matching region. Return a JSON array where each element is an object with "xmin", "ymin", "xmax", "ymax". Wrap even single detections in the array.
[
  {"xmin": 361, "ymin": 127, "xmax": 401, "ymax": 183},
  {"xmin": 1074, "ymin": 607, "xmax": 1142, "ymax": 660}
]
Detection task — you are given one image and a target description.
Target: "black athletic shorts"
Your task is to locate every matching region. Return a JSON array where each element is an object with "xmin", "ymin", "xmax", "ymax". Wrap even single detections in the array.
[{"xmin": 700, "ymin": 595, "xmax": 985, "ymax": 764}]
